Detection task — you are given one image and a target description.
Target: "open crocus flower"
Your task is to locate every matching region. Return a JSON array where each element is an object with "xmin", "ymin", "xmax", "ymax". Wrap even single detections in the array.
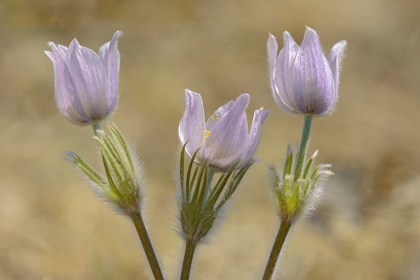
[
  {"xmin": 267, "ymin": 27, "xmax": 347, "ymax": 116},
  {"xmin": 45, "ymin": 31, "xmax": 122, "ymax": 126},
  {"xmin": 179, "ymin": 89, "xmax": 270, "ymax": 171}
]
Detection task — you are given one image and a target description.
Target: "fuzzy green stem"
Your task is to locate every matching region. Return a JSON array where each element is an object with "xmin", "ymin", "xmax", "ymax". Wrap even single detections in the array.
[
  {"xmin": 131, "ymin": 213, "xmax": 165, "ymax": 280},
  {"xmin": 294, "ymin": 115, "xmax": 313, "ymax": 180},
  {"xmin": 262, "ymin": 220, "xmax": 293, "ymax": 280},
  {"xmin": 180, "ymin": 241, "xmax": 197, "ymax": 280},
  {"xmin": 204, "ymin": 168, "xmax": 215, "ymax": 200},
  {"xmin": 92, "ymin": 122, "xmax": 102, "ymax": 136}
]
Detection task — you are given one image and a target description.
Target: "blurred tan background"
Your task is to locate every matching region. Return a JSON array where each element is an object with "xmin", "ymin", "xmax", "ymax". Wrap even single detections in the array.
[{"xmin": 1, "ymin": 0, "xmax": 420, "ymax": 279}]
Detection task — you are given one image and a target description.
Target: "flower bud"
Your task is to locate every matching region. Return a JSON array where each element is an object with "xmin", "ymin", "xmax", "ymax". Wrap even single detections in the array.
[
  {"xmin": 267, "ymin": 27, "xmax": 346, "ymax": 116},
  {"xmin": 45, "ymin": 31, "xmax": 122, "ymax": 126}
]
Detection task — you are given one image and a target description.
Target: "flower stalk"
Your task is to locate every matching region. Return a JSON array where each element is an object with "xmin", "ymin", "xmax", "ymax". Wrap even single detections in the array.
[
  {"xmin": 262, "ymin": 220, "xmax": 292, "ymax": 280},
  {"xmin": 180, "ymin": 241, "xmax": 197, "ymax": 280},
  {"xmin": 92, "ymin": 122, "xmax": 102, "ymax": 136},
  {"xmin": 294, "ymin": 115, "xmax": 312, "ymax": 179},
  {"xmin": 131, "ymin": 213, "xmax": 165, "ymax": 280}
]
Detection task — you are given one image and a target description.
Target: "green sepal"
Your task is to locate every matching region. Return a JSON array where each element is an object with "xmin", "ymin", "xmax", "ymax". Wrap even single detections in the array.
[
  {"xmin": 66, "ymin": 124, "xmax": 143, "ymax": 216},
  {"xmin": 178, "ymin": 147, "xmax": 255, "ymax": 244}
]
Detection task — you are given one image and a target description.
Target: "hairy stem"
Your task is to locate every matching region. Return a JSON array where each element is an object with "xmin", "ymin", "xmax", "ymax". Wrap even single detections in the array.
[
  {"xmin": 92, "ymin": 122, "xmax": 102, "ymax": 136},
  {"xmin": 180, "ymin": 241, "xmax": 197, "ymax": 280},
  {"xmin": 262, "ymin": 220, "xmax": 292, "ymax": 280},
  {"xmin": 204, "ymin": 168, "xmax": 215, "ymax": 201},
  {"xmin": 131, "ymin": 213, "xmax": 165, "ymax": 280},
  {"xmin": 294, "ymin": 115, "xmax": 313, "ymax": 180}
]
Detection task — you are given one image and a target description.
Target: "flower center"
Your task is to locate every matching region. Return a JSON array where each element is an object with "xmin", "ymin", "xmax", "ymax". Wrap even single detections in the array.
[{"xmin": 204, "ymin": 113, "xmax": 219, "ymax": 140}]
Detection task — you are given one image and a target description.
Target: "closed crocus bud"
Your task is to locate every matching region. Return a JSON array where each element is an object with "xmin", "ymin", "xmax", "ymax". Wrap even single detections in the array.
[
  {"xmin": 267, "ymin": 27, "xmax": 347, "ymax": 116},
  {"xmin": 179, "ymin": 89, "xmax": 269, "ymax": 171},
  {"xmin": 45, "ymin": 31, "xmax": 122, "ymax": 126}
]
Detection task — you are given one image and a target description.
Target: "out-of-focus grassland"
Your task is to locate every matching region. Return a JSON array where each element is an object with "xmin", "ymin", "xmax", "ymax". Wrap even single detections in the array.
[{"xmin": 1, "ymin": 0, "xmax": 420, "ymax": 279}]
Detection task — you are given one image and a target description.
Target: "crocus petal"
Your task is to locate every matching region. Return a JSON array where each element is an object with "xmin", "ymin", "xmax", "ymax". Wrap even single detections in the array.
[
  {"xmin": 327, "ymin": 40, "xmax": 347, "ymax": 113},
  {"xmin": 178, "ymin": 89, "xmax": 206, "ymax": 159},
  {"xmin": 67, "ymin": 39, "xmax": 109, "ymax": 121},
  {"xmin": 238, "ymin": 108, "xmax": 270, "ymax": 168},
  {"xmin": 268, "ymin": 33, "xmax": 293, "ymax": 113},
  {"xmin": 45, "ymin": 50, "xmax": 55, "ymax": 63},
  {"xmin": 273, "ymin": 32, "xmax": 300, "ymax": 113},
  {"xmin": 46, "ymin": 43, "xmax": 89, "ymax": 125},
  {"xmin": 267, "ymin": 33, "xmax": 278, "ymax": 82},
  {"xmin": 293, "ymin": 27, "xmax": 334, "ymax": 115},
  {"xmin": 203, "ymin": 94, "xmax": 250, "ymax": 170},
  {"xmin": 99, "ymin": 30, "xmax": 123, "ymax": 115},
  {"xmin": 205, "ymin": 100, "xmax": 234, "ymax": 131},
  {"xmin": 57, "ymin": 44, "xmax": 68, "ymax": 55}
]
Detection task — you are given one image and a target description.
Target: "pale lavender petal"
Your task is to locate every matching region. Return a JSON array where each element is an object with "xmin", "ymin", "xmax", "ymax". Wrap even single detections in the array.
[
  {"xmin": 67, "ymin": 39, "xmax": 108, "ymax": 121},
  {"xmin": 268, "ymin": 34, "xmax": 293, "ymax": 113},
  {"xmin": 57, "ymin": 44, "xmax": 68, "ymax": 55},
  {"xmin": 178, "ymin": 89, "xmax": 206, "ymax": 159},
  {"xmin": 203, "ymin": 94, "xmax": 250, "ymax": 170},
  {"xmin": 46, "ymin": 43, "xmax": 89, "ymax": 125},
  {"xmin": 327, "ymin": 40, "xmax": 347, "ymax": 113},
  {"xmin": 238, "ymin": 108, "xmax": 270, "ymax": 168},
  {"xmin": 99, "ymin": 44, "xmax": 109, "ymax": 72},
  {"xmin": 205, "ymin": 100, "xmax": 234, "ymax": 131},
  {"xmin": 273, "ymin": 32, "xmax": 300, "ymax": 113},
  {"xmin": 267, "ymin": 33, "xmax": 278, "ymax": 82},
  {"xmin": 45, "ymin": 50, "xmax": 55, "ymax": 63},
  {"xmin": 99, "ymin": 30, "xmax": 123, "ymax": 115},
  {"xmin": 293, "ymin": 27, "xmax": 334, "ymax": 115}
]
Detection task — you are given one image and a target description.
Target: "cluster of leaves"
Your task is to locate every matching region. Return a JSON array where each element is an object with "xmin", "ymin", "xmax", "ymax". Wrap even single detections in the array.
[
  {"xmin": 269, "ymin": 145, "xmax": 333, "ymax": 222},
  {"xmin": 66, "ymin": 124, "xmax": 144, "ymax": 217},
  {"xmin": 178, "ymin": 143, "xmax": 254, "ymax": 244}
]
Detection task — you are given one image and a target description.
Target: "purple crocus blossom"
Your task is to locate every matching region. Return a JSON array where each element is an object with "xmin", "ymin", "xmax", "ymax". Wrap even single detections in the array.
[
  {"xmin": 267, "ymin": 27, "xmax": 347, "ymax": 116},
  {"xmin": 179, "ymin": 90, "xmax": 270, "ymax": 171},
  {"xmin": 45, "ymin": 31, "xmax": 122, "ymax": 126}
]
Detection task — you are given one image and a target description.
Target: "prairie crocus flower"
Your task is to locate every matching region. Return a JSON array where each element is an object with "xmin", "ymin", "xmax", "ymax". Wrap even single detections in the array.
[
  {"xmin": 178, "ymin": 89, "xmax": 269, "ymax": 171},
  {"xmin": 45, "ymin": 31, "xmax": 122, "ymax": 126},
  {"xmin": 267, "ymin": 27, "xmax": 347, "ymax": 116}
]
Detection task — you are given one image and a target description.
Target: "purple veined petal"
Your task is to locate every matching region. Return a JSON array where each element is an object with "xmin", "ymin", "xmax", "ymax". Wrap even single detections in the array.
[
  {"xmin": 99, "ymin": 43, "xmax": 109, "ymax": 72},
  {"xmin": 46, "ymin": 43, "xmax": 89, "ymax": 125},
  {"xmin": 203, "ymin": 94, "xmax": 250, "ymax": 170},
  {"xmin": 293, "ymin": 27, "xmax": 334, "ymax": 115},
  {"xmin": 238, "ymin": 108, "xmax": 270, "ymax": 169},
  {"xmin": 327, "ymin": 40, "xmax": 347, "ymax": 114},
  {"xmin": 267, "ymin": 33, "xmax": 278, "ymax": 83},
  {"xmin": 268, "ymin": 34, "xmax": 294, "ymax": 113},
  {"xmin": 205, "ymin": 100, "xmax": 234, "ymax": 131},
  {"xmin": 45, "ymin": 50, "xmax": 55, "ymax": 63},
  {"xmin": 67, "ymin": 39, "xmax": 109, "ymax": 121},
  {"xmin": 99, "ymin": 31, "xmax": 123, "ymax": 115},
  {"xmin": 178, "ymin": 89, "xmax": 206, "ymax": 160},
  {"xmin": 273, "ymin": 32, "xmax": 300, "ymax": 113},
  {"xmin": 57, "ymin": 44, "xmax": 69, "ymax": 56}
]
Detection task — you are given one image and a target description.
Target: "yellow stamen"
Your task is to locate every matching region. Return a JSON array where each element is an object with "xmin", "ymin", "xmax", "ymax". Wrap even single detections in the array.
[{"xmin": 205, "ymin": 130, "xmax": 210, "ymax": 139}]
